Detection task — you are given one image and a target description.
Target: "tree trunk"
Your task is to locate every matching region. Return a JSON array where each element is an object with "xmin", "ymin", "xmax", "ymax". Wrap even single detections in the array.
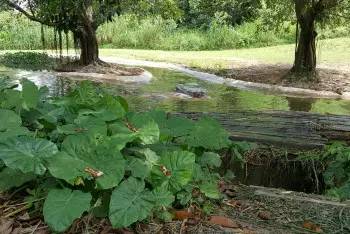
[
  {"xmin": 292, "ymin": 1, "xmax": 317, "ymax": 75},
  {"xmin": 77, "ymin": 1, "xmax": 99, "ymax": 65},
  {"xmin": 77, "ymin": 27, "xmax": 99, "ymax": 65}
]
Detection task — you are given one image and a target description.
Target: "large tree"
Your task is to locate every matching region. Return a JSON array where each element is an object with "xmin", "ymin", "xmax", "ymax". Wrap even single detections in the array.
[
  {"xmin": 4, "ymin": 0, "xmax": 125, "ymax": 65},
  {"xmin": 264, "ymin": 0, "xmax": 349, "ymax": 76},
  {"xmin": 292, "ymin": 0, "xmax": 345, "ymax": 74}
]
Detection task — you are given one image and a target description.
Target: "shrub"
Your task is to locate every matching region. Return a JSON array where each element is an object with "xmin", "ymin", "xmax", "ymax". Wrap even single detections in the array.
[
  {"xmin": 0, "ymin": 12, "xmax": 348, "ymax": 51},
  {"xmin": 0, "ymin": 79, "xmax": 246, "ymax": 232},
  {"xmin": 0, "ymin": 52, "xmax": 58, "ymax": 71}
]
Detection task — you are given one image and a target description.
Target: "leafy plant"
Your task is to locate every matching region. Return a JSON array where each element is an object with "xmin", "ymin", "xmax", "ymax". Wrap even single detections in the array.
[
  {"xmin": 0, "ymin": 78, "xmax": 238, "ymax": 232},
  {"xmin": 0, "ymin": 52, "xmax": 58, "ymax": 71},
  {"xmin": 322, "ymin": 142, "xmax": 350, "ymax": 200},
  {"xmin": 298, "ymin": 142, "xmax": 350, "ymax": 200}
]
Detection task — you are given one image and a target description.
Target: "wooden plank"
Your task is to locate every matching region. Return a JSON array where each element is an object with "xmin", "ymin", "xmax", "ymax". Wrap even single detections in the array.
[{"xmin": 176, "ymin": 111, "xmax": 350, "ymax": 149}]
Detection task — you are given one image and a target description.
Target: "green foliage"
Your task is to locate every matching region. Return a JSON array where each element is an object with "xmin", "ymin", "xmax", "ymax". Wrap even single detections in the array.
[
  {"xmin": 109, "ymin": 177, "xmax": 155, "ymax": 228},
  {"xmin": 98, "ymin": 14, "xmax": 296, "ymax": 50},
  {"xmin": 43, "ymin": 188, "xmax": 92, "ymax": 232},
  {"xmin": 0, "ymin": 78, "xmax": 240, "ymax": 232},
  {"xmin": 322, "ymin": 142, "xmax": 350, "ymax": 200},
  {"xmin": 179, "ymin": 0, "xmax": 262, "ymax": 27},
  {"xmin": 0, "ymin": 52, "xmax": 58, "ymax": 71},
  {"xmin": 0, "ymin": 167, "xmax": 36, "ymax": 192},
  {"xmin": 0, "ymin": 136, "xmax": 58, "ymax": 175},
  {"xmin": 298, "ymin": 142, "xmax": 350, "ymax": 200},
  {"xmin": 181, "ymin": 117, "xmax": 230, "ymax": 150},
  {"xmin": 0, "ymin": 11, "xmax": 58, "ymax": 50},
  {"xmin": 150, "ymin": 151, "xmax": 196, "ymax": 192},
  {"xmin": 0, "ymin": 109, "xmax": 29, "ymax": 141},
  {"xmin": 0, "ymin": 10, "xmax": 349, "ymax": 51}
]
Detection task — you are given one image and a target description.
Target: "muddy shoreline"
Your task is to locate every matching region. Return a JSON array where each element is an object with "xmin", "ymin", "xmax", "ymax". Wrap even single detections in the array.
[{"xmin": 102, "ymin": 57, "xmax": 350, "ymax": 100}]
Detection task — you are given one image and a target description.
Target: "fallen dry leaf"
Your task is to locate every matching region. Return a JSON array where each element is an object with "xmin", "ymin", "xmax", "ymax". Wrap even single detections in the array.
[
  {"xmin": 208, "ymin": 215, "xmax": 241, "ymax": 228},
  {"xmin": 303, "ymin": 220, "xmax": 323, "ymax": 233},
  {"xmin": 84, "ymin": 167, "xmax": 104, "ymax": 178},
  {"xmin": 173, "ymin": 210, "xmax": 193, "ymax": 220},
  {"xmin": 0, "ymin": 219, "xmax": 14, "ymax": 234},
  {"xmin": 258, "ymin": 211, "xmax": 271, "ymax": 220},
  {"xmin": 160, "ymin": 165, "xmax": 172, "ymax": 176},
  {"xmin": 223, "ymin": 199, "xmax": 242, "ymax": 208}
]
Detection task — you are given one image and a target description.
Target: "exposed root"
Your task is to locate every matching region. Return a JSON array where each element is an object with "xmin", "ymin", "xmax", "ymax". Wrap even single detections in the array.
[{"xmin": 55, "ymin": 59, "xmax": 144, "ymax": 76}]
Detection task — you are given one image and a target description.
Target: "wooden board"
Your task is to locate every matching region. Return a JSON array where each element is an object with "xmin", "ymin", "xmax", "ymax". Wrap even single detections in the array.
[{"xmin": 177, "ymin": 111, "xmax": 350, "ymax": 149}]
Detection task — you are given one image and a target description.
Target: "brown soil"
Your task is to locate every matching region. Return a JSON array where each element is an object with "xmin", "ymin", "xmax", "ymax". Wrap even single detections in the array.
[
  {"xmin": 1, "ymin": 184, "xmax": 349, "ymax": 234},
  {"xmin": 55, "ymin": 60, "xmax": 144, "ymax": 76},
  {"xmin": 207, "ymin": 63, "xmax": 350, "ymax": 94}
]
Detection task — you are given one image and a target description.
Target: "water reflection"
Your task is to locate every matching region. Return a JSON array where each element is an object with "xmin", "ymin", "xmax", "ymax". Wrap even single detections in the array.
[
  {"xmin": 286, "ymin": 97, "xmax": 315, "ymax": 112},
  {"xmin": 1, "ymin": 67, "xmax": 350, "ymax": 115}
]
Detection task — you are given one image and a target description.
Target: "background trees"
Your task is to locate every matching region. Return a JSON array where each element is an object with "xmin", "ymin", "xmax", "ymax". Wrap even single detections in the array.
[
  {"xmin": 263, "ymin": 0, "xmax": 350, "ymax": 75},
  {"xmin": 292, "ymin": 0, "xmax": 349, "ymax": 74},
  {"xmin": 4, "ymin": 0, "xmax": 125, "ymax": 65},
  {"xmin": 3, "ymin": 0, "xmax": 350, "ymax": 75}
]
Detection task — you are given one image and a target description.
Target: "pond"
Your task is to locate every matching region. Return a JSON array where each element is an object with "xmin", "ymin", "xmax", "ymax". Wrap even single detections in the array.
[{"xmin": 2, "ymin": 66, "xmax": 350, "ymax": 115}]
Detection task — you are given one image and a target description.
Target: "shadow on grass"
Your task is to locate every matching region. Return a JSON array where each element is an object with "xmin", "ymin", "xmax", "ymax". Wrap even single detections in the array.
[{"xmin": 0, "ymin": 52, "xmax": 58, "ymax": 71}]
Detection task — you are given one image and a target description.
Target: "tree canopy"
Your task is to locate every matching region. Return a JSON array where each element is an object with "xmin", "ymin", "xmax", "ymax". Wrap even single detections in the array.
[
  {"xmin": 4, "ymin": 0, "xmax": 126, "ymax": 64},
  {"xmin": 4, "ymin": 0, "xmax": 350, "ymax": 76}
]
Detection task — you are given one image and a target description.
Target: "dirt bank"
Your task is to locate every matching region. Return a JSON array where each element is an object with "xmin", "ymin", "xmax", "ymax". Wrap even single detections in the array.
[{"xmin": 208, "ymin": 63, "xmax": 350, "ymax": 95}]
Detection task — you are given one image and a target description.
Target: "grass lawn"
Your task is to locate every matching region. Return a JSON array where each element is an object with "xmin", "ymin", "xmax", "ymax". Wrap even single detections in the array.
[
  {"xmin": 1, "ymin": 37, "xmax": 349, "ymax": 70},
  {"xmin": 100, "ymin": 37, "xmax": 350, "ymax": 69}
]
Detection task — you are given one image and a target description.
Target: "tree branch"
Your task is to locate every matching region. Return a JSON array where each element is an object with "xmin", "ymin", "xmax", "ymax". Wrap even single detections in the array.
[{"xmin": 4, "ymin": 0, "xmax": 53, "ymax": 26}]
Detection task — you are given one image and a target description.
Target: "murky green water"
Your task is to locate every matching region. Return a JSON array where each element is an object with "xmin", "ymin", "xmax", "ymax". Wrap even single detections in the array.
[{"xmin": 2, "ymin": 66, "xmax": 350, "ymax": 115}]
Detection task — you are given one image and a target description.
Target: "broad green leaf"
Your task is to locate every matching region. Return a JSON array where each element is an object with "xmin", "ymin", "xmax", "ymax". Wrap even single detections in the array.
[
  {"xmin": 198, "ymin": 152, "xmax": 222, "ymax": 168},
  {"xmin": 46, "ymin": 152, "xmax": 87, "ymax": 184},
  {"xmin": 109, "ymin": 134, "xmax": 136, "ymax": 151},
  {"xmin": 68, "ymin": 81, "xmax": 101, "ymax": 107},
  {"xmin": 137, "ymin": 121, "xmax": 160, "ymax": 144},
  {"xmin": 192, "ymin": 164, "xmax": 206, "ymax": 182},
  {"xmin": 163, "ymin": 116, "xmax": 195, "ymax": 138},
  {"xmin": 96, "ymin": 94, "xmax": 126, "ymax": 120},
  {"xmin": 0, "ymin": 136, "xmax": 58, "ymax": 175},
  {"xmin": 0, "ymin": 168, "xmax": 36, "ymax": 192},
  {"xmin": 78, "ymin": 93, "xmax": 126, "ymax": 122},
  {"xmin": 151, "ymin": 186, "xmax": 175, "ymax": 207},
  {"xmin": 177, "ymin": 184, "xmax": 194, "ymax": 205},
  {"xmin": 0, "ymin": 109, "xmax": 29, "ymax": 141},
  {"xmin": 128, "ymin": 113, "xmax": 160, "ymax": 144},
  {"xmin": 43, "ymin": 188, "xmax": 91, "ymax": 232},
  {"xmin": 181, "ymin": 117, "xmax": 230, "ymax": 150},
  {"xmin": 141, "ymin": 148, "xmax": 160, "ymax": 168},
  {"xmin": 109, "ymin": 177, "xmax": 154, "ymax": 228},
  {"xmin": 109, "ymin": 121, "xmax": 133, "ymax": 135},
  {"xmin": 37, "ymin": 103, "xmax": 64, "ymax": 124},
  {"xmin": 57, "ymin": 115, "xmax": 107, "ymax": 137},
  {"xmin": 48, "ymin": 135, "xmax": 125, "ymax": 189},
  {"xmin": 1, "ymin": 89, "xmax": 22, "ymax": 110},
  {"xmin": 126, "ymin": 149, "xmax": 160, "ymax": 179},
  {"xmin": 150, "ymin": 151, "xmax": 195, "ymax": 192},
  {"xmin": 21, "ymin": 79, "xmax": 39, "ymax": 110},
  {"xmin": 199, "ymin": 181, "xmax": 220, "ymax": 199},
  {"xmin": 126, "ymin": 158, "xmax": 150, "ymax": 179}
]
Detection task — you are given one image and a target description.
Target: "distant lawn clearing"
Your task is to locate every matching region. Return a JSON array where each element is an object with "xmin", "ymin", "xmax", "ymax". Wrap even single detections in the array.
[{"xmin": 100, "ymin": 37, "xmax": 350, "ymax": 70}]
